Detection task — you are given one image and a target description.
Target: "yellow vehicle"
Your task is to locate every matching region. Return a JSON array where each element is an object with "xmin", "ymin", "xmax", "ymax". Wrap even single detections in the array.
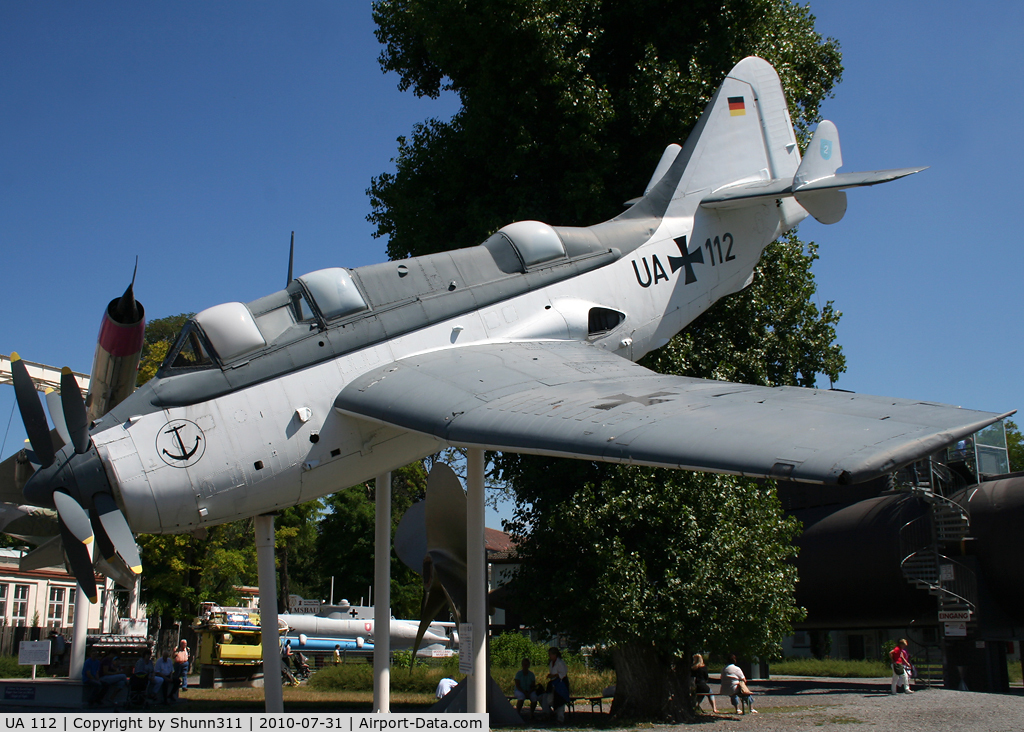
[{"xmin": 193, "ymin": 603, "xmax": 287, "ymax": 687}]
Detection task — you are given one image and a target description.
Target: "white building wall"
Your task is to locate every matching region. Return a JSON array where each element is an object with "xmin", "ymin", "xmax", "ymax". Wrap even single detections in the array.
[{"xmin": 0, "ymin": 548, "xmax": 143, "ymax": 638}]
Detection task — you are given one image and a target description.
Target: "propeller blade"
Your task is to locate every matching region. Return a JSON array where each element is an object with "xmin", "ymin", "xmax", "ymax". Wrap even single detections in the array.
[
  {"xmin": 45, "ymin": 389, "xmax": 71, "ymax": 447},
  {"xmin": 89, "ymin": 507, "xmax": 117, "ymax": 563},
  {"xmin": 53, "ymin": 491, "xmax": 94, "ymax": 547},
  {"xmin": 94, "ymin": 553, "xmax": 139, "ymax": 590},
  {"xmin": 60, "ymin": 368, "xmax": 90, "ymax": 454},
  {"xmin": 10, "ymin": 353, "xmax": 55, "ymax": 468},
  {"xmin": 58, "ymin": 520, "xmax": 98, "ymax": 602},
  {"xmin": 93, "ymin": 493, "xmax": 142, "ymax": 574},
  {"xmin": 411, "ymin": 583, "xmax": 456, "ymax": 665},
  {"xmin": 424, "ymin": 464, "xmax": 468, "ymax": 568},
  {"xmin": 394, "ymin": 500, "xmax": 428, "ymax": 574}
]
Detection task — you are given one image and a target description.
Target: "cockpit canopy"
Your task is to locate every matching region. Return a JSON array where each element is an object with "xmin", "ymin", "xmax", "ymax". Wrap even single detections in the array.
[
  {"xmin": 298, "ymin": 268, "xmax": 367, "ymax": 320},
  {"xmin": 482, "ymin": 220, "xmax": 567, "ymax": 272},
  {"xmin": 160, "ymin": 268, "xmax": 369, "ymax": 374}
]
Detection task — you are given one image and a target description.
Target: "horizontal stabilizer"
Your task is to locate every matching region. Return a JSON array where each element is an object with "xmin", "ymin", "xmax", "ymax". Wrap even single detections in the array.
[
  {"xmin": 700, "ymin": 117, "xmax": 925, "ymax": 224},
  {"xmin": 702, "ymin": 166, "xmax": 925, "ymax": 209}
]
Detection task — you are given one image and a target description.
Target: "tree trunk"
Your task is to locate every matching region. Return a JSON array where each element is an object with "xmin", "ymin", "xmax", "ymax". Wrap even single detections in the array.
[{"xmin": 610, "ymin": 642, "xmax": 692, "ymax": 722}]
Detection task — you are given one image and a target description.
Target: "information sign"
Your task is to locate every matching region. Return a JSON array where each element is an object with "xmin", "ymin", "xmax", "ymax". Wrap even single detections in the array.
[
  {"xmin": 17, "ymin": 640, "xmax": 50, "ymax": 666},
  {"xmin": 458, "ymin": 623, "xmax": 473, "ymax": 675}
]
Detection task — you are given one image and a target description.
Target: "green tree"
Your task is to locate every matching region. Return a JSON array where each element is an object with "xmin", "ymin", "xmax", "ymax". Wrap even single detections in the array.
[
  {"xmin": 316, "ymin": 462, "xmax": 428, "ymax": 619},
  {"xmin": 1005, "ymin": 420, "xmax": 1023, "ymax": 473},
  {"xmin": 275, "ymin": 500, "xmax": 324, "ymax": 612},
  {"xmin": 371, "ymin": 0, "xmax": 844, "ymax": 719},
  {"xmin": 499, "ymin": 233, "xmax": 835, "ymax": 718},
  {"xmin": 371, "ymin": 0, "xmax": 841, "ymax": 256},
  {"xmin": 136, "ymin": 312, "xmax": 190, "ymax": 386}
]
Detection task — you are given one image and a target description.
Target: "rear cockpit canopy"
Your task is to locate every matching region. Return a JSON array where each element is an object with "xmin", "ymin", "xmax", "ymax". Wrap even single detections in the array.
[{"xmin": 483, "ymin": 221, "xmax": 566, "ymax": 271}]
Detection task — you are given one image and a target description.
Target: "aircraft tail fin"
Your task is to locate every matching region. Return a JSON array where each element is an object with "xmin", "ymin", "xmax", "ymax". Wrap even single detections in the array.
[
  {"xmin": 631, "ymin": 57, "xmax": 924, "ymax": 229},
  {"xmin": 630, "ymin": 57, "xmax": 801, "ymax": 222}
]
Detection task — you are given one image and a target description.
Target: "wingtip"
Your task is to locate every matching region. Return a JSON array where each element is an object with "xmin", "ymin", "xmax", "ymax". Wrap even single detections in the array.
[{"xmin": 131, "ymin": 565, "xmax": 142, "ymax": 574}]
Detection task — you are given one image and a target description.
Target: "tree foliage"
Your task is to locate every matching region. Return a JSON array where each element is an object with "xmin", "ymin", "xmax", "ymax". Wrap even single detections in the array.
[
  {"xmin": 315, "ymin": 462, "xmax": 428, "ymax": 619},
  {"xmin": 371, "ymin": 0, "xmax": 841, "ymax": 258},
  {"xmin": 1005, "ymin": 420, "xmax": 1023, "ymax": 474},
  {"xmin": 371, "ymin": 0, "xmax": 844, "ymax": 720}
]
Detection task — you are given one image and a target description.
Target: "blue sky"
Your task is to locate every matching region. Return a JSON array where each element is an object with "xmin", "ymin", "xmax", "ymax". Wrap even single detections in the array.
[{"xmin": 2, "ymin": 2, "xmax": 1022, "ymax": 530}]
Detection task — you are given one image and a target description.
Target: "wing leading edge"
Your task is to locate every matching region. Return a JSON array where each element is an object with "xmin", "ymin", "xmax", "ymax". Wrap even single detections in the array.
[{"xmin": 335, "ymin": 341, "xmax": 1011, "ymax": 486}]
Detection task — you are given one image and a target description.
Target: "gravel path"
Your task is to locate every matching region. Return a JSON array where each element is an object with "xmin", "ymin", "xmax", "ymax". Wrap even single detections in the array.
[{"xmin": 552, "ymin": 677, "xmax": 1024, "ymax": 732}]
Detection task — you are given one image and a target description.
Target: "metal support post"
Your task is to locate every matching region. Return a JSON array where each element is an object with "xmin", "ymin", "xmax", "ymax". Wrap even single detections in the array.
[
  {"xmin": 69, "ymin": 581, "xmax": 90, "ymax": 679},
  {"xmin": 373, "ymin": 472, "xmax": 392, "ymax": 713},
  {"xmin": 466, "ymin": 448, "xmax": 486, "ymax": 714},
  {"xmin": 256, "ymin": 514, "xmax": 284, "ymax": 713}
]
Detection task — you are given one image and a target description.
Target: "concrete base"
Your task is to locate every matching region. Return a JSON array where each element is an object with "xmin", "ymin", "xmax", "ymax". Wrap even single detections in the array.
[{"xmin": 0, "ymin": 678, "xmax": 89, "ymax": 709}]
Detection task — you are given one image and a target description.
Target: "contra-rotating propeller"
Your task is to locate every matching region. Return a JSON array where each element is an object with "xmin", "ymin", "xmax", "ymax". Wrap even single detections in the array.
[
  {"xmin": 10, "ymin": 352, "xmax": 142, "ymax": 601},
  {"xmin": 395, "ymin": 462, "xmax": 473, "ymax": 661}
]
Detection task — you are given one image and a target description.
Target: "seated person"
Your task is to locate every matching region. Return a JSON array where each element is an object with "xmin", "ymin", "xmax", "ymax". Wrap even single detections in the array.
[
  {"xmin": 134, "ymin": 650, "xmax": 157, "ymax": 698},
  {"xmin": 719, "ymin": 655, "xmax": 757, "ymax": 715},
  {"xmin": 513, "ymin": 658, "xmax": 540, "ymax": 717},
  {"xmin": 82, "ymin": 651, "xmax": 104, "ymax": 705},
  {"xmin": 154, "ymin": 650, "xmax": 175, "ymax": 702},
  {"xmin": 540, "ymin": 648, "xmax": 570, "ymax": 723},
  {"xmin": 99, "ymin": 653, "xmax": 128, "ymax": 704}
]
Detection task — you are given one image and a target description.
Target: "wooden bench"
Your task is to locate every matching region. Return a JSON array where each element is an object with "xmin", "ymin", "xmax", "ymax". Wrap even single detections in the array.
[{"xmin": 566, "ymin": 696, "xmax": 611, "ymax": 713}]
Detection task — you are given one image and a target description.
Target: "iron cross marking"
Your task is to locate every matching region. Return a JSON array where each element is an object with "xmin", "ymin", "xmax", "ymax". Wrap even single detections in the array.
[
  {"xmin": 667, "ymin": 235, "xmax": 704, "ymax": 285},
  {"xmin": 593, "ymin": 391, "xmax": 676, "ymax": 410}
]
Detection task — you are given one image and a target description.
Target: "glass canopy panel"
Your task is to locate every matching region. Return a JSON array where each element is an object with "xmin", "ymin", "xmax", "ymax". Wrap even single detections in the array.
[
  {"xmin": 195, "ymin": 302, "xmax": 267, "ymax": 361},
  {"xmin": 299, "ymin": 268, "xmax": 367, "ymax": 320},
  {"xmin": 499, "ymin": 221, "xmax": 566, "ymax": 267}
]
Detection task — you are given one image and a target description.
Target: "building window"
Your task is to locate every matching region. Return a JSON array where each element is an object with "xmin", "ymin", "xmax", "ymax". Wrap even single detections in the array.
[
  {"xmin": 68, "ymin": 588, "xmax": 76, "ymax": 628},
  {"xmin": 0, "ymin": 583, "xmax": 8, "ymax": 624},
  {"xmin": 12, "ymin": 585, "xmax": 29, "ymax": 627},
  {"xmin": 47, "ymin": 587, "xmax": 66, "ymax": 628}
]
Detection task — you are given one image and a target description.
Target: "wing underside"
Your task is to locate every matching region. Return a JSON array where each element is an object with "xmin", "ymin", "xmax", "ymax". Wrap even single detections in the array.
[{"xmin": 335, "ymin": 341, "xmax": 1010, "ymax": 485}]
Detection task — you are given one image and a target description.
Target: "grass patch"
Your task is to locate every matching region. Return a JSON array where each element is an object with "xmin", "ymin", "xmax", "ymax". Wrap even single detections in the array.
[
  {"xmin": 770, "ymin": 658, "xmax": 889, "ymax": 677},
  {"xmin": 0, "ymin": 656, "xmax": 32, "ymax": 678},
  {"xmin": 309, "ymin": 660, "xmax": 615, "ymax": 698}
]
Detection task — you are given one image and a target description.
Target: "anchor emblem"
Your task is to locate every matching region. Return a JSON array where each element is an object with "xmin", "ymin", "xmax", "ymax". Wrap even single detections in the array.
[{"xmin": 156, "ymin": 419, "xmax": 207, "ymax": 467}]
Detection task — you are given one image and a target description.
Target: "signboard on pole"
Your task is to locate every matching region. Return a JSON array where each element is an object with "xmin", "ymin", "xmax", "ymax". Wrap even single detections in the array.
[
  {"xmin": 458, "ymin": 623, "xmax": 473, "ymax": 675},
  {"xmin": 18, "ymin": 640, "xmax": 50, "ymax": 666}
]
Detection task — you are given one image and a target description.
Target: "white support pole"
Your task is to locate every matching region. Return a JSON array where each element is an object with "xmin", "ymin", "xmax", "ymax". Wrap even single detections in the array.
[
  {"xmin": 69, "ymin": 582, "xmax": 90, "ymax": 679},
  {"xmin": 466, "ymin": 448, "xmax": 487, "ymax": 714},
  {"xmin": 373, "ymin": 472, "xmax": 392, "ymax": 713},
  {"xmin": 255, "ymin": 514, "xmax": 284, "ymax": 714}
]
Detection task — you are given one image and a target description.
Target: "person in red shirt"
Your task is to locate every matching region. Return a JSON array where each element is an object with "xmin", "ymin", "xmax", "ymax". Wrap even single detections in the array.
[{"xmin": 889, "ymin": 639, "xmax": 914, "ymax": 694}]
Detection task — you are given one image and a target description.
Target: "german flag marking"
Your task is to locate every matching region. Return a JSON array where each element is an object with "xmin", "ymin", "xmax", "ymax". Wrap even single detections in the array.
[{"xmin": 728, "ymin": 96, "xmax": 746, "ymax": 116}]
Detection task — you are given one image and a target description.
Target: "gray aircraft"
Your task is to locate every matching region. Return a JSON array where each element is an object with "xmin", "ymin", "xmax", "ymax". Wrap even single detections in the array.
[{"xmin": 5, "ymin": 57, "xmax": 1012, "ymax": 598}]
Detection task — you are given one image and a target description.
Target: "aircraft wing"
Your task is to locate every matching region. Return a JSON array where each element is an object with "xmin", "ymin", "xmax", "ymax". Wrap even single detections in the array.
[{"xmin": 335, "ymin": 341, "xmax": 1011, "ymax": 485}]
